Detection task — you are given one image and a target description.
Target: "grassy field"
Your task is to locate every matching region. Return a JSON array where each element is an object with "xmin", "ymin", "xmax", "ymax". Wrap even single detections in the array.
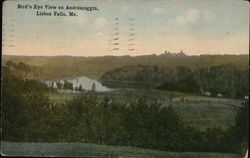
[
  {"xmin": 47, "ymin": 88, "xmax": 243, "ymax": 130},
  {"xmin": 47, "ymin": 92, "xmax": 75, "ymax": 104},
  {"xmin": 1, "ymin": 142, "xmax": 241, "ymax": 158},
  {"xmin": 171, "ymin": 101, "xmax": 238, "ymax": 130}
]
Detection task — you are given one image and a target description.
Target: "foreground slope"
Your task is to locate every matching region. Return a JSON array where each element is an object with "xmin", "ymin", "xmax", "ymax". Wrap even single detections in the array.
[{"xmin": 1, "ymin": 142, "xmax": 241, "ymax": 158}]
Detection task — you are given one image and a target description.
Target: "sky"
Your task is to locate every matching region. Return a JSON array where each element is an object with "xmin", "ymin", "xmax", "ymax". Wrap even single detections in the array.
[{"xmin": 2, "ymin": 0, "xmax": 249, "ymax": 56}]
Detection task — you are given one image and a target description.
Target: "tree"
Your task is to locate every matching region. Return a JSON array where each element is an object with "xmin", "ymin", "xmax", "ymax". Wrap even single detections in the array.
[
  {"xmin": 63, "ymin": 81, "xmax": 73, "ymax": 90},
  {"xmin": 79, "ymin": 85, "xmax": 83, "ymax": 91},
  {"xmin": 229, "ymin": 101, "xmax": 249, "ymax": 154},
  {"xmin": 5, "ymin": 60, "xmax": 16, "ymax": 67},
  {"xmin": 64, "ymin": 91, "xmax": 99, "ymax": 141},
  {"xmin": 17, "ymin": 62, "xmax": 30, "ymax": 71},
  {"xmin": 2, "ymin": 67, "xmax": 53, "ymax": 141},
  {"xmin": 56, "ymin": 82, "xmax": 63, "ymax": 89},
  {"xmin": 91, "ymin": 82, "xmax": 96, "ymax": 91}
]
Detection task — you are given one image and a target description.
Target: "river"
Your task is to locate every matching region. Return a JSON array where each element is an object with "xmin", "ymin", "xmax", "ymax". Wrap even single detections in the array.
[{"xmin": 43, "ymin": 76, "xmax": 112, "ymax": 92}]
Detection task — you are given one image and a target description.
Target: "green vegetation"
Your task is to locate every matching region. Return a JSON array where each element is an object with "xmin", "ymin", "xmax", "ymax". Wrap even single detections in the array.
[
  {"xmin": 101, "ymin": 64, "xmax": 248, "ymax": 98},
  {"xmin": 47, "ymin": 92, "xmax": 75, "ymax": 104},
  {"xmin": 1, "ymin": 142, "xmax": 241, "ymax": 158},
  {"xmin": 63, "ymin": 80, "xmax": 73, "ymax": 90},
  {"xmin": 2, "ymin": 54, "xmax": 248, "ymax": 80},
  {"xmin": 1, "ymin": 55, "xmax": 249, "ymax": 156},
  {"xmin": 47, "ymin": 88, "xmax": 241, "ymax": 130},
  {"xmin": 2, "ymin": 65, "xmax": 249, "ymax": 154}
]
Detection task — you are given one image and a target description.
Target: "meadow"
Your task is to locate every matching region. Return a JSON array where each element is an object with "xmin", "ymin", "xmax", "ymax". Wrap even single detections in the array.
[
  {"xmin": 47, "ymin": 88, "xmax": 242, "ymax": 130},
  {"xmin": 1, "ymin": 142, "xmax": 241, "ymax": 158}
]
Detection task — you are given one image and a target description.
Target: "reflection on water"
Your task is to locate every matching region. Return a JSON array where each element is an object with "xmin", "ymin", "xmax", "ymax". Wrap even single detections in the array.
[{"xmin": 43, "ymin": 76, "xmax": 112, "ymax": 92}]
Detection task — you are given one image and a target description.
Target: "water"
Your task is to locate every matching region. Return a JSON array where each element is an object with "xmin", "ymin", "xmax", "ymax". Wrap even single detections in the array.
[{"xmin": 43, "ymin": 76, "xmax": 112, "ymax": 92}]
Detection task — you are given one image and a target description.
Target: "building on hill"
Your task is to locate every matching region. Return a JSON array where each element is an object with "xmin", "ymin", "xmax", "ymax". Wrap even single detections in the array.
[{"xmin": 159, "ymin": 50, "xmax": 187, "ymax": 57}]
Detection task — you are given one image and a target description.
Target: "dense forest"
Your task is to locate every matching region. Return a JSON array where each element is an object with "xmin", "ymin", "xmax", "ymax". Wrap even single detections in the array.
[
  {"xmin": 101, "ymin": 64, "xmax": 249, "ymax": 98},
  {"xmin": 1, "ymin": 63, "xmax": 249, "ymax": 155}
]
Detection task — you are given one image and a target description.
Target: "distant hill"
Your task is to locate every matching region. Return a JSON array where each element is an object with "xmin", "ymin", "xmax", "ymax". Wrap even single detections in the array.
[
  {"xmin": 100, "ymin": 64, "xmax": 249, "ymax": 98},
  {"xmin": 1, "ymin": 61, "xmax": 36, "ymax": 80},
  {"xmin": 100, "ymin": 65, "xmax": 173, "ymax": 88},
  {"xmin": 2, "ymin": 54, "xmax": 248, "ymax": 81}
]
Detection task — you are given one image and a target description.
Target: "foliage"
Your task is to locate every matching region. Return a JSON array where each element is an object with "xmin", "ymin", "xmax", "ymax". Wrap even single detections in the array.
[
  {"xmin": 228, "ymin": 101, "xmax": 249, "ymax": 154},
  {"xmin": 2, "ymin": 54, "xmax": 248, "ymax": 80},
  {"xmin": 101, "ymin": 64, "xmax": 248, "ymax": 98},
  {"xmin": 63, "ymin": 80, "xmax": 73, "ymax": 89},
  {"xmin": 1, "ymin": 64, "xmax": 248, "ymax": 154},
  {"xmin": 1, "ymin": 66, "xmax": 53, "ymax": 141},
  {"xmin": 5, "ymin": 61, "xmax": 31, "ymax": 71}
]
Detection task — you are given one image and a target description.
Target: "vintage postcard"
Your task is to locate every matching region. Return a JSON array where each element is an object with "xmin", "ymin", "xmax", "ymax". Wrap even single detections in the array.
[{"xmin": 1, "ymin": 0, "xmax": 249, "ymax": 157}]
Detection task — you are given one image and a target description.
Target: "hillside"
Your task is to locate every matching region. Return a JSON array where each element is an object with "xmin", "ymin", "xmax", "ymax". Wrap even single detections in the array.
[
  {"xmin": 100, "ymin": 64, "xmax": 249, "ymax": 99},
  {"xmin": 2, "ymin": 54, "xmax": 248, "ymax": 80},
  {"xmin": 2, "ymin": 55, "xmax": 249, "ymax": 155},
  {"xmin": 1, "ymin": 142, "xmax": 241, "ymax": 158}
]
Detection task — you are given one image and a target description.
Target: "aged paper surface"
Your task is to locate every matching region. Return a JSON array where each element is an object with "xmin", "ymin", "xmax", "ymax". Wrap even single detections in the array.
[{"xmin": 1, "ymin": 0, "xmax": 249, "ymax": 157}]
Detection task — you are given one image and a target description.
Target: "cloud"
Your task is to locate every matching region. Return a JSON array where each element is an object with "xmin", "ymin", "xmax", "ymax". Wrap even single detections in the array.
[
  {"xmin": 203, "ymin": 10, "xmax": 215, "ymax": 23},
  {"xmin": 175, "ymin": 9, "xmax": 215, "ymax": 25},
  {"xmin": 175, "ymin": 9, "xmax": 200, "ymax": 25},
  {"xmin": 122, "ymin": 5, "xmax": 128, "ymax": 13},
  {"xmin": 94, "ymin": 17, "xmax": 107, "ymax": 28},
  {"xmin": 96, "ymin": 31, "xmax": 105, "ymax": 37},
  {"xmin": 64, "ymin": 12, "xmax": 88, "ymax": 24},
  {"xmin": 152, "ymin": 8, "xmax": 166, "ymax": 15},
  {"xmin": 175, "ymin": 15, "xmax": 186, "ymax": 25},
  {"xmin": 186, "ymin": 9, "xmax": 200, "ymax": 22}
]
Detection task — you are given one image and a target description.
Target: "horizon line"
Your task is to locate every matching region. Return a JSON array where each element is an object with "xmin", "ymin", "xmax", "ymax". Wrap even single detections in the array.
[{"xmin": 2, "ymin": 53, "xmax": 249, "ymax": 58}]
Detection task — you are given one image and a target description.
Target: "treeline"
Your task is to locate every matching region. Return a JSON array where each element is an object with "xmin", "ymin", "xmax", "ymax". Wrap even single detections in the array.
[
  {"xmin": 2, "ymin": 54, "xmax": 248, "ymax": 80},
  {"xmin": 2, "ymin": 66, "xmax": 248, "ymax": 155},
  {"xmin": 5, "ymin": 60, "xmax": 31, "ymax": 71},
  {"xmin": 101, "ymin": 64, "xmax": 249, "ymax": 98}
]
